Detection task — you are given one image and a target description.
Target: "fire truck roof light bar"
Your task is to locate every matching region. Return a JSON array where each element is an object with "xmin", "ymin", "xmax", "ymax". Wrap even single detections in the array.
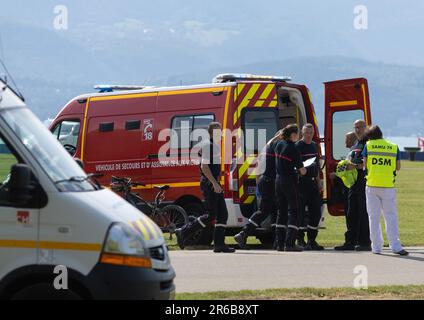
[
  {"xmin": 94, "ymin": 85, "xmax": 151, "ymax": 93},
  {"xmin": 213, "ymin": 73, "xmax": 292, "ymax": 83}
]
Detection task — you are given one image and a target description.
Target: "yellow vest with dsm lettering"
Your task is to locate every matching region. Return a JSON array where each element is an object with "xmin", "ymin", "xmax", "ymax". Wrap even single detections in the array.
[{"xmin": 365, "ymin": 139, "xmax": 398, "ymax": 188}]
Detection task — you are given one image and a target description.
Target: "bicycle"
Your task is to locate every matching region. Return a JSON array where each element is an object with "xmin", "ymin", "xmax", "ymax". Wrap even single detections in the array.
[{"xmin": 110, "ymin": 176, "xmax": 188, "ymax": 240}]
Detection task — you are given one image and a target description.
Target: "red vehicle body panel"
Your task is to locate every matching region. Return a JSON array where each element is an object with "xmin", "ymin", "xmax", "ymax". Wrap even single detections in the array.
[{"xmin": 324, "ymin": 78, "xmax": 372, "ymax": 216}]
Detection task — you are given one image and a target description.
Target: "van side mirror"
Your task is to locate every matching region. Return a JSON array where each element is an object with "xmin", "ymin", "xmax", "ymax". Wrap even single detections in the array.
[{"xmin": 8, "ymin": 164, "xmax": 33, "ymax": 205}]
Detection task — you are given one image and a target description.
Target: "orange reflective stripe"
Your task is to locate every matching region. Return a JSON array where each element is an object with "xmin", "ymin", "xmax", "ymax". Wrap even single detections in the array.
[{"xmin": 0, "ymin": 240, "xmax": 101, "ymax": 251}]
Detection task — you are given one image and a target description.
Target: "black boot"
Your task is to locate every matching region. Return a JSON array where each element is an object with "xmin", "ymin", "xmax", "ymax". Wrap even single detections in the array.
[
  {"xmin": 305, "ymin": 228, "xmax": 324, "ymax": 251},
  {"xmin": 271, "ymin": 225, "xmax": 277, "ymax": 250},
  {"xmin": 233, "ymin": 231, "xmax": 247, "ymax": 249},
  {"xmin": 285, "ymin": 227, "xmax": 303, "ymax": 252},
  {"xmin": 175, "ymin": 217, "xmax": 204, "ymax": 249},
  {"xmin": 274, "ymin": 227, "xmax": 286, "ymax": 251},
  {"xmin": 297, "ymin": 229, "xmax": 307, "ymax": 248},
  {"xmin": 213, "ymin": 226, "xmax": 235, "ymax": 253},
  {"xmin": 234, "ymin": 222, "xmax": 255, "ymax": 249}
]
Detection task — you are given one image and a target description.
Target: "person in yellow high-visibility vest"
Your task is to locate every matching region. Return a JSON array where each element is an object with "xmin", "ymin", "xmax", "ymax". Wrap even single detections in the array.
[{"xmin": 362, "ymin": 125, "xmax": 408, "ymax": 256}]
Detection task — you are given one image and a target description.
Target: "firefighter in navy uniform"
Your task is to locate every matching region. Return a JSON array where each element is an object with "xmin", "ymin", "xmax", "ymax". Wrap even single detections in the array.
[
  {"xmin": 274, "ymin": 124, "xmax": 307, "ymax": 252},
  {"xmin": 335, "ymin": 119, "xmax": 371, "ymax": 251},
  {"xmin": 175, "ymin": 122, "xmax": 236, "ymax": 253},
  {"xmin": 233, "ymin": 130, "xmax": 283, "ymax": 249},
  {"xmin": 295, "ymin": 124, "xmax": 324, "ymax": 250}
]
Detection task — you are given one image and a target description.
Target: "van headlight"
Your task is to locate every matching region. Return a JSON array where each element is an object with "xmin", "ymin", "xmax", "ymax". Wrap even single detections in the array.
[{"xmin": 100, "ymin": 223, "xmax": 152, "ymax": 268}]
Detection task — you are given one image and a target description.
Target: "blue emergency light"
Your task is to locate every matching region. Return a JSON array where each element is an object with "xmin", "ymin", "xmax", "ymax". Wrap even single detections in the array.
[
  {"xmin": 94, "ymin": 85, "xmax": 147, "ymax": 93},
  {"xmin": 213, "ymin": 73, "xmax": 292, "ymax": 83}
]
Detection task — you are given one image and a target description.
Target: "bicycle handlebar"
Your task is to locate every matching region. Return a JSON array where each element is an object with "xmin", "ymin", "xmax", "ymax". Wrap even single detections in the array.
[{"xmin": 111, "ymin": 176, "xmax": 146, "ymax": 187}]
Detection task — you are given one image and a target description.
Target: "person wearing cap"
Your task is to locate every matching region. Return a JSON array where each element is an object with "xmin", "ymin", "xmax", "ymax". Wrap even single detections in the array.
[{"xmin": 362, "ymin": 125, "xmax": 408, "ymax": 256}]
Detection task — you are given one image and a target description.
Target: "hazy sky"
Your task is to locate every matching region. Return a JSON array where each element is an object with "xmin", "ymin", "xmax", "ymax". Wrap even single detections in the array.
[
  {"xmin": 1, "ymin": 0, "xmax": 424, "ymax": 136},
  {"xmin": 1, "ymin": 0, "xmax": 424, "ymax": 71}
]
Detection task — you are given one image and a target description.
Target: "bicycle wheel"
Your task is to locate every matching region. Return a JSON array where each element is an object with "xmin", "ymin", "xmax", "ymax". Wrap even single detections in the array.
[{"xmin": 155, "ymin": 205, "xmax": 188, "ymax": 238}]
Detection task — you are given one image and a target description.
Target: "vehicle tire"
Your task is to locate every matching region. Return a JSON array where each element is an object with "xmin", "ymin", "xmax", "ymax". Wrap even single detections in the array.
[
  {"xmin": 10, "ymin": 282, "xmax": 83, "ymax": 300},
  {"xmin": 156, "ymin": 205, "xmax": 188, "ymax": 238},
  {"xmin": 183, "ymin": 202, "xmax": 213, "ymax": 247}
]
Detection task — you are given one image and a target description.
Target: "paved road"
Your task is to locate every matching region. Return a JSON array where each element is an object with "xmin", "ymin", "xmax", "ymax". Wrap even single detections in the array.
[{"xmin": 170, "ymin": 247, "xmax": 424, "ymax": 293}]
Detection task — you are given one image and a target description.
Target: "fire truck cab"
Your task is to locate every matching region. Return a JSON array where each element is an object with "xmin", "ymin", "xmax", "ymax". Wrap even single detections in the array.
[{"xmin": 50, "ymin": 74, "xmax": 371, "ymax": 245}]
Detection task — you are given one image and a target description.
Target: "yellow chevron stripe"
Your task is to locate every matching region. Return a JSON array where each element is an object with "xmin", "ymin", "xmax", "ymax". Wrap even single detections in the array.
[
  {"xmin": 244, "ymin": 195, "xmax": 256, "ymax": 204},
  {"xmin": 269, "ymin": 100, "xmax": 278, "ymax": 107},
  {"xmin": 236, "ymin": 84, "xmax": 261, "ymax": 118},
  {"xmin": 260, "ymin": 84, "xmax": 275, "ymax": 100},
  {"xmin": 254, "ymin": 100, "xmax": 265, "ymax": 107},
  {"xmin": 144, "ymin": 219, "xmax": 160, "ymax": 239},
  {"xmin": 237, "ymin": 83, "xmax": 245, "ymax": 99},
  {"xmin": 238, "ymin": 160, "xmax": 250, "ymax": 178},
  {"xmin": 233, "ymin": 84, "xmax": 246, "ymax": 124},
  {"xmin": 238, "ymin": 156, "xmax": 256, "ymax": 178},
  {"xmin": 239, "ymin": 184, "xmax": 244, "ymax": 198},
  {"xmin": 248, "ymin": 166, "xmax": 257, "ymax": 179},
  {"xmin": 136, "ymin": 220, "xmax": 151, "ymax": 240}
]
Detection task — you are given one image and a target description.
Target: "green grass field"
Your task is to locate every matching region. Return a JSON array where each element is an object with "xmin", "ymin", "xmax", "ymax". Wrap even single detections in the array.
[
  {"xmin": 177, "ymin": 285, "xmax": 424, "ymax": 300},
  {"xmin": 167, "ymin": 160, "xmax": 424, "ymax": 250},
  {"xmin": 1, "ymin": 154, "xmax": 423, "ymax": 247},
  {"xmin": 0, "ymin": 154, "xmax": 16, "ymax": 182}
]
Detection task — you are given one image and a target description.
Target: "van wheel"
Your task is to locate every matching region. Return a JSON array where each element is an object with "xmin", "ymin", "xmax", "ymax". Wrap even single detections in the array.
[
  {"xmin": 11, "ymin": 282, "xmax": 83, "ymax": 300},
  {"xmin": 183, "ymin": 202, "xmax": 213, "ymax": 247}
]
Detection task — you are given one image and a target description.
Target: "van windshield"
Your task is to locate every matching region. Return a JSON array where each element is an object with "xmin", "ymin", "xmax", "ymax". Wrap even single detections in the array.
[{"xmin": 1, "ymin": 107, "xmax": 96, "ymax": 192}]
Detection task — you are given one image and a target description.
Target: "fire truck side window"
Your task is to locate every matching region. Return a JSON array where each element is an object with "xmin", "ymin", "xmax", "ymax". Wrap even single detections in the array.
[
  {"xmin": 171, "ymin": 114, "xmax": 214, "ymax": 150},
  {"xmin": 192, "ymin": 114, "xmax": 215, "ymax": 146},
  {"xmin": 171, "ymin": 116, "xmax": 193, "ymax": 150}
]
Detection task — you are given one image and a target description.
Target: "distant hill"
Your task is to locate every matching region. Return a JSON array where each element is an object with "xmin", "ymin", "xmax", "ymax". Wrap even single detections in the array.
[{"xmin": 8, "ymin": 56, "xmax": 424, "ymax": 137}]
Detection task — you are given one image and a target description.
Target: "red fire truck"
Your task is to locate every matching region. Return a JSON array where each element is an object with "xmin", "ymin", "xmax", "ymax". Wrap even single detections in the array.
[{"xmin": 50, "ymin": 74, "xmax": 371, "ymax": 245}]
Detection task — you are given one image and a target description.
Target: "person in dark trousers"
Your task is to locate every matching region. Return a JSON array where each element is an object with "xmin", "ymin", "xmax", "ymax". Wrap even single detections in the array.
[
  {"xmin": 175, "ymin": 122, "xmax": 235, "ymax": 253},
  {"xmin": 233, "ymin": 130, "xmax": 283, "ymax": 249},
  {"xmin": 274, "ymin": 124, "xmax": 307, "ymax": 252},
  {"xmin": 330, "ymin": 132, "xmax": 357, "ymax": 230},
  {"xmin": 295, "ymin": 124, "xmax": 324, "ymax": 250},
  {"xmin": 335, "ymin": 119, "xmax": 371, "ymax": 251}
]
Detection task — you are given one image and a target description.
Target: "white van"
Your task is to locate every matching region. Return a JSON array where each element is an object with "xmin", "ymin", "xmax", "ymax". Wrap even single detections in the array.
[{"xmin": 0, "ymin": 79, "xmax": 175, "ymax": 299}]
